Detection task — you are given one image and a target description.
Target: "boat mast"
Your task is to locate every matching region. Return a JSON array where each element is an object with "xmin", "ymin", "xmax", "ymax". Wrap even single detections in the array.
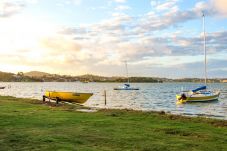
[
  {"xmin": 125, "ymin": 61, "xmax": 129, "ymax": 83},
  {"xmin": 203, "ymin": 12, "xmax": 207, "ymax": 86}
]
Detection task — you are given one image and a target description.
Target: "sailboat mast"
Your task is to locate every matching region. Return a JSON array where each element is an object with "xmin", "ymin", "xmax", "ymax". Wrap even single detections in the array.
[
  {"xmin": 203, "ymin": 12, "xmax": 207, "ymax": 86},
  {"xmin": 125, "ymin": 61, "xmax": 129, "ymax": 83}
]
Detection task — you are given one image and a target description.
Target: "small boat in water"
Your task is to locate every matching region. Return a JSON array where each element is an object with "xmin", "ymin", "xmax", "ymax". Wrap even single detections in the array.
[
  {"xmin": 114, "ymin": 83, "xmax": 139, "ymax": 90},
  {"xmin": 176, "ymin": 86, "xmax": 220, "ymax": 104},
  {"xmin": 114, "ymin": 61, "xmax": 139, "ymax": 90},
  {"xmin": 176, "ymin": 13, "xmax": 220, "ymax": 104},
  {"xmin": 44, "ymin": 91, "xmax": 93, "ymax": 104}
]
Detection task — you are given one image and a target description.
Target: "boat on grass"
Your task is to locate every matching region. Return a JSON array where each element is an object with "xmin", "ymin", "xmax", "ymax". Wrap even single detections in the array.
[
  {"xmin": 176, "ymin": 13, "xmax": 220, "ymax": 104},
  {"xmin": 44, "ymin": 91, "xmax": 93, "ymax": 104}
]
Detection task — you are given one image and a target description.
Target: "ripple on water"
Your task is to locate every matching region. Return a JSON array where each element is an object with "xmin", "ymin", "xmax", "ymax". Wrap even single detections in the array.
[{"xmin": 0, "ymin": 82, "xmax": 226, "ymax": 120}]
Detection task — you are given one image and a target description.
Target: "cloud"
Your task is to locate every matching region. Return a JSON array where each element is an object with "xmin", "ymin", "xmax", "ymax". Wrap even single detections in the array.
[
  {"xmin": 0, "ymin": 1, "xmax": 25, "ymax": 17},
  {"xmin": 0, "ymin": 0, "xmax": 226, "ymax": 77},
  {"xmin": 113, "ymin": 0, "xmax": 127, "ymax": 3},
  {"xmin": 25, "ymin": 0, "xmax": 39, "ymax": 4},
  {"xmin": 137, "ymin": 1, "xmax": 214, "ymax": 33},
  {"xmin": 71, "ymin": 0, "xmax": 82, "ymax": 6},
  {"xmin": 41, "ymin": 35, "xmax": 81, "ymax": 54},
  {"xmin": 155, "ymin": 0, "xmax": 178, "ymax": 12},
  {"xmin": 57, "ymin": 20, "xmax": 227, "ymax": 75},
  {"xmin": 57, "ymin": 1, "xmax": 227, "ymax": 68},
  {"xmin": 115, "ymin": 5, "xmax": 131, "ymax": 11},
  {"xmin": 211, "ymin": 0, "xmax": 227, "ymax": 17},
  {"xmin": 175, "ymin": 59, "xmax": 227, "ymax": 78}
]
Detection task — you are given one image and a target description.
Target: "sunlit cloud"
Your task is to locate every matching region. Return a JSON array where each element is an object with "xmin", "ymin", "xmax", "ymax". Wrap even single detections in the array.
[
  {"xmin": 211, "ymin": 0, "xmax": 227, "ymax": 17},
  {"xmin": 0, "ymin": 0, "xmax": 226, "ymax": 77},
  {"xmin": 155, "ymin": 0, "xmax": 178, "ymax": 12},
  {"xmin": 0, "ymin": 1, "xmax": 25, "ymax": 17}
]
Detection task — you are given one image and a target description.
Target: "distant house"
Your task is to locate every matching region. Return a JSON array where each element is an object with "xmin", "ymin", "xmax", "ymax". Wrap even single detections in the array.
[{"xmin": 222, "ymin": 80, "xmax": 227, "ymax": 83}]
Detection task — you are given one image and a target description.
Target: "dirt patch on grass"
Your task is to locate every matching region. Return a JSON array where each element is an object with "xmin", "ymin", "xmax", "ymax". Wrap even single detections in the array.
[
  {"xmin": 154, "ymin": 128, "xmax": 208, "ymax": 138},
  {"xmin": 209, "ymin": 120, "xmax": 227, "ymax": 127}
]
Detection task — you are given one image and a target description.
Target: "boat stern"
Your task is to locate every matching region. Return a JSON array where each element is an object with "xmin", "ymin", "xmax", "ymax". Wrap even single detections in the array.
[{"xmin": 176, "ymin": 93, "xmax": 188, "ymax": 104}]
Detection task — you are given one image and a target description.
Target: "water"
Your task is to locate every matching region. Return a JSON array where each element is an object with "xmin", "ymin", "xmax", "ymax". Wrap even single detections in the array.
[{"xmin": 0, "ymin": 82, "xmax": 226, "ymax": 120}]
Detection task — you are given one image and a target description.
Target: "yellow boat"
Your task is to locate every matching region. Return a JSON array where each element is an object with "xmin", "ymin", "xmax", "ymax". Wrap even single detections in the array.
[{"xmin": 44, "ymin": 91, "xmax": 93, "ymax": 104}]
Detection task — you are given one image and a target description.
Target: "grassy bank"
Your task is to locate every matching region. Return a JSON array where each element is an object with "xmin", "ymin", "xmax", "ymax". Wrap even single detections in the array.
[{"xmin": 0, "ymin": 96, "xmax": 226, "ymax": 151}]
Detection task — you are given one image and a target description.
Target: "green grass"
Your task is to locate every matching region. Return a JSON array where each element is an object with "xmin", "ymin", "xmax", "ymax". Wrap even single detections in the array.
[{"xmin": 0, "ymin": 96, "xmax": 226, "ymax": 151}]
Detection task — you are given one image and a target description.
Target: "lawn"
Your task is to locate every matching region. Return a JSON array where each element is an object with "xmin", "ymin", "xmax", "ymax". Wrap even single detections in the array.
[{"xmin": 0, "ymin": 96, "xmax": 226, "ymax": 151}]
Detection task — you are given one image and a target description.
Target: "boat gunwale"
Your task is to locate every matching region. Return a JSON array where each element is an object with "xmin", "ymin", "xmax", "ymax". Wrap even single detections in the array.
[{"xmin": 45, "ymin": 91, "xmax": 93, "ymax": 95}]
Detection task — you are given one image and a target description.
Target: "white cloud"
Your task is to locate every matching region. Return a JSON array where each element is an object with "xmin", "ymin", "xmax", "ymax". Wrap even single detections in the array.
[
  {"xmin": 0, "ymin": 0, "xmax": 40, "ymax": 18},
  {"xmin": 0, "ymin": 0, "xmax": 226, "ymax": 77},
  {"xmin": 0, "ymin": 1, "xmax": 25, "ymax": 17},
  {"xmin": 61, "ymin": 0, "xmax": 82, "ymax": 6},
  {"xmin": 113, "ymin": 0, "xmax": 127, "ymax": 3},
  {"xmin": 25, "ymin": 0, "xmax": 39, "ymax": 4},
  {"xmin": 150, "ymin": 0, "xmax": 157, "ymax": 7},
  {"xmin": 211, "ymin": 0, "xmax": 227, "ymax": 17},
  {"xmin": 155, "ymin": 0, "xmax": 178, "ymax": 11},
  {"xmin": 71, "ymin": 0, "xmax": 82, "ymax": 6},
  {"xmin": 115, "ymin": 5, "xmax": 131, "ymax": 11},
  {"xmin": 41, "ymin": 35, "xmax": 81, "ymax": 54}
]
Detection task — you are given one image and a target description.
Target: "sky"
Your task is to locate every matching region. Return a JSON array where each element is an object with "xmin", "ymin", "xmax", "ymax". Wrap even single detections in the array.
[{"xmin": 0, "ymin": 0, "xmax": 227, "ymax": 78}]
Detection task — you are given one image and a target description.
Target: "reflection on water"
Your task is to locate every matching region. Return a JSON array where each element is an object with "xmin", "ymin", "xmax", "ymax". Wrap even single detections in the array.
[{"xmin": 0, "ymin": 82, "xmax": 226, "ymax": 120}]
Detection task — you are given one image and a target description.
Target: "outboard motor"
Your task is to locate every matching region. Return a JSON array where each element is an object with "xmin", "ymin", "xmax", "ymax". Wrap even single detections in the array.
[{"xmin": 179, "ymin": 93, "xmax": 187, "ymax": 101}]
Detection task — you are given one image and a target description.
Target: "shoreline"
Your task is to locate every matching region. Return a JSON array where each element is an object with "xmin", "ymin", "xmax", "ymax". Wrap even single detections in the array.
[
  {"xmin": 1, "ymin": 95, "xmax": 226, "ymax": 123},
  {"xmin": 90, "ymin": 105, "xmax": 227, "ymax": 121},
  {"xmin": 0, "ymin": 94, "xmax": 226, "ymax": 120}
]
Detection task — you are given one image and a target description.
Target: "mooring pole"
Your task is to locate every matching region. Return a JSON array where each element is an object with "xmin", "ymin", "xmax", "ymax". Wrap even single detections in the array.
[
  {"xmin": 48, "ymin": 92, "xmax": 50, "ymax": 102},
  {"xmin": 104, "ymin": 90, "xmax": 107, "ymax": 105},
  {"xmin": 56, "ymin": 98, "xmax": 59, "ymax": 104},
  {"xmin": 43, "ymin": 95, "xmax": 45, "ymax": 103}
]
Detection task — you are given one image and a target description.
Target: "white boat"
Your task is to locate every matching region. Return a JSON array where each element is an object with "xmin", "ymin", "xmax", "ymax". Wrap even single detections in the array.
[
  {"xmin": 114, "ymin": 61, "xmax": 139, "ymax": 90},
  {"xmin": 114, "ymin": 83, "xmax": 139, "ymax": 90},
  {"xmin": 176, "ymin": 13, "xmax": 220, "ymax": 104},
  {"xmin": 176, "ymin": 86, "xmax": 220, "ymax": 104}
]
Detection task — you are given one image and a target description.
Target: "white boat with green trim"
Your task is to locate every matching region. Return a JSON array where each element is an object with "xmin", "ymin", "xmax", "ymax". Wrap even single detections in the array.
[
  {"xmin": 176, "ymin": 13, "xmax": 220, "ymax": 104},
  {"xmin": 176, "ymin": 86, "xmax": 220, "ymax": 104}
]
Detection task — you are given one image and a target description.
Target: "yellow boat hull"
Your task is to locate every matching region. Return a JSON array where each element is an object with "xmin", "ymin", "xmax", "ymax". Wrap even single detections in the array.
[
  {"xmin": 176, "ymin": 92, "xmax": 220, "ymax": 104},
  {"xmin": 45, "ymin": 91, "xmax": 93, "ymax": 104}
]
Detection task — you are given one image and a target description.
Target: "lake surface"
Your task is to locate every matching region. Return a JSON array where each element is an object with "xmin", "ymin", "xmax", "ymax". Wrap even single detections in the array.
[{"xmin": 0, "ymin": 82, "xmax": 226, "ymax": 120}]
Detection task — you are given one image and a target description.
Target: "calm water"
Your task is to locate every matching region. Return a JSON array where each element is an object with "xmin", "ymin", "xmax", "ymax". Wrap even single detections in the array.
[{"xmin": 0, "ymin": 82, "xmax": 226, "ymax": 120}]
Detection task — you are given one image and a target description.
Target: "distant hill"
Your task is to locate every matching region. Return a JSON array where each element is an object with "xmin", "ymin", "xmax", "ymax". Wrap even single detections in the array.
[
  {"xmin": 24, "ymin": 71, "xmax": 50, "ymax": 77},
  {"xmin": 0, "ymin": 70, "xmax": 225, "ymax": 83},
  {"xmin": 0, "ymin": 71, "xmax": 42, "ymax": 82},
  {"xmin": 0, "ymin": 71, "xmax": 16, "ymax": 81}
]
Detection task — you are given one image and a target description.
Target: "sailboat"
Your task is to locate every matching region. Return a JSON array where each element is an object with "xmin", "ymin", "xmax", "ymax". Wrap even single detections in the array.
[
  {"xmin": 176, "ymin": 13, "xmax": 220, "ymax": 104},
  {"xmin": 114, "ymin": 61, "xmax": 139, "ymax": 90}
]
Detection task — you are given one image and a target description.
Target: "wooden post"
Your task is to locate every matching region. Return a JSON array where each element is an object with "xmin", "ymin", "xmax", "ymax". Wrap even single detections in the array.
[
  {"xmin": 104, "ymin": 90, "xmax": 107, "ymax": 105},
  {"xmin": 43, "ymin": 95, "xmax": 45, "ymax": 103},
  {"xmin": 56, "ymin": 98, "xmax": 59, "ymax": 104}
]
